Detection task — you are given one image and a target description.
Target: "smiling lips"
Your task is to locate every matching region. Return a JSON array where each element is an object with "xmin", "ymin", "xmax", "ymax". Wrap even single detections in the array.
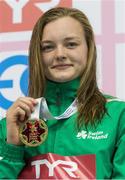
[{"xmin": 51, "ymin": 64, "xmax": 73, "ymax": 70}]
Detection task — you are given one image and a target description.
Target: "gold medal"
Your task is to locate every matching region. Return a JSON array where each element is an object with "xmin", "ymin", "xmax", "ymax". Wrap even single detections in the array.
[{"xmin": 19, "ymin": 119, "xmax": 48, "ymax": 147}]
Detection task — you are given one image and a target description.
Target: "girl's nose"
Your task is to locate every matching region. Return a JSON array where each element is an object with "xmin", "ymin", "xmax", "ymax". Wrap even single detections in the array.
[{"xmin": 55, "ymin": 45, "xmax": 66, "ymax": 61}]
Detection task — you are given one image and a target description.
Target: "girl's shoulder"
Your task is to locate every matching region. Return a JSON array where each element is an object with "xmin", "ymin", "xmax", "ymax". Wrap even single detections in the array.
[
  {"xmin": 104, "ymin": 94, "xmax": 125, "ymax": 104},
  {"xmin": 104, "ymin": 94, "xmax": 125, "ymax": 116}
]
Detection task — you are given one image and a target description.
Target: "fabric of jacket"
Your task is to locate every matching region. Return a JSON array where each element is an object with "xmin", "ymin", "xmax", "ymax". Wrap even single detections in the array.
[{"xmin": 0, "ymin": 78, "xmax": 125, "ymax": 179}]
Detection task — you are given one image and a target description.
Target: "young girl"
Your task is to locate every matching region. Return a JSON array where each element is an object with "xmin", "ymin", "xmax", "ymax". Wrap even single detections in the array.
[{"xmin": 0, "ymin": 7, "xmax": 125, "ymax": 179}]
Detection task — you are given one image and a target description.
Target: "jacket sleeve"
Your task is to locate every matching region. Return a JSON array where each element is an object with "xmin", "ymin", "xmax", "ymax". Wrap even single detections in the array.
[
  {"xmin": 0, "ymin": 118, "xmax": 25, "ymax": 179},
  {"xmin": 112, "ymin": 110, "xmax": 125, "ymax": 179}
]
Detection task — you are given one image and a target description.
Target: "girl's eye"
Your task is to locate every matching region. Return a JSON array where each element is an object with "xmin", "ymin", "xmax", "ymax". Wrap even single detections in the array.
[
  {"xmin": 66, "ymin": 42, "xmax": 78, "ymax": 49},
  {"xmin": 41, "ymin": 45, "xmax": 54, "ymax": 52}
]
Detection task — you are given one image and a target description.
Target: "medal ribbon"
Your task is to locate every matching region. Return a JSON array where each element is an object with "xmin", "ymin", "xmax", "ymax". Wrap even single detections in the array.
[
  {"xmin": 40, "ymin": 97, "xmax": 78, "ymax": 120},
  {"xmin": 29, "ymin": 98, "xmax": 41, "ymax": 120},
  {"xmin": 30, "ymin": 97, "xmax": 78, "ymax": 121}
]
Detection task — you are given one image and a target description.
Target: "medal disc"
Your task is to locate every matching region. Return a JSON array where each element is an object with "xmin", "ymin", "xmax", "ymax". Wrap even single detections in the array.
[{"xmin": 19, "ymin": 119, "xmax": 48, "ymax": 147}]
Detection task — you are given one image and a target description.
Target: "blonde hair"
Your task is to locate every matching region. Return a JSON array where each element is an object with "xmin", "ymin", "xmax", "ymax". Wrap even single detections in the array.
[{"xmin": 28, "ymin": 7, "xmax": 106, "ymax": 128}]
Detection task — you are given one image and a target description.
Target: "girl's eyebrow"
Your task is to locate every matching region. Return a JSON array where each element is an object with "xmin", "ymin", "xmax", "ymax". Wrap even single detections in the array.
[
  {"xmin": 41, "ymin": 40, "xmax": 53, "ymax": 45},
  {"xmin": 64, "ymin": 36, "xmax": 81, "ymax": 41}
]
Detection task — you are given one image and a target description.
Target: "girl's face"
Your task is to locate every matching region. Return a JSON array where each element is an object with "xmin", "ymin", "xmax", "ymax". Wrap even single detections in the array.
[{"xmin": 41, "ymin": 16, "xmax": 88, "ymax": 82}]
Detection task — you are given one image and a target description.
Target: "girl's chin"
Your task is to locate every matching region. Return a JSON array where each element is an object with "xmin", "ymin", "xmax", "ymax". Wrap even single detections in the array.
[{"xmin": 47, "ymin": 75, "xmax": 77, "ymax": 83}]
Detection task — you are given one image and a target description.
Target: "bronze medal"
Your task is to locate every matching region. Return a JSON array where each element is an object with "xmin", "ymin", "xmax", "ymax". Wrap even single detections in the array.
[{"xmin": 19, "ymin": 119, "xmax": 48, "ymax": 147}]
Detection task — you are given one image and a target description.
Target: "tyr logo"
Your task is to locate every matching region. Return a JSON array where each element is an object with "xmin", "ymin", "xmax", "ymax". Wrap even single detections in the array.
[{"xmin": 31, "ymin": 159, "xmax": 78, "ymax": 179}]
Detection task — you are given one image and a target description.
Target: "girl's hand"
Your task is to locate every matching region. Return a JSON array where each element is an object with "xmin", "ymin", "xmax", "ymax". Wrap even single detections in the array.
[{"xmin": 6, "ymin": 97, "xmax": 38, "ymax": 145}]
